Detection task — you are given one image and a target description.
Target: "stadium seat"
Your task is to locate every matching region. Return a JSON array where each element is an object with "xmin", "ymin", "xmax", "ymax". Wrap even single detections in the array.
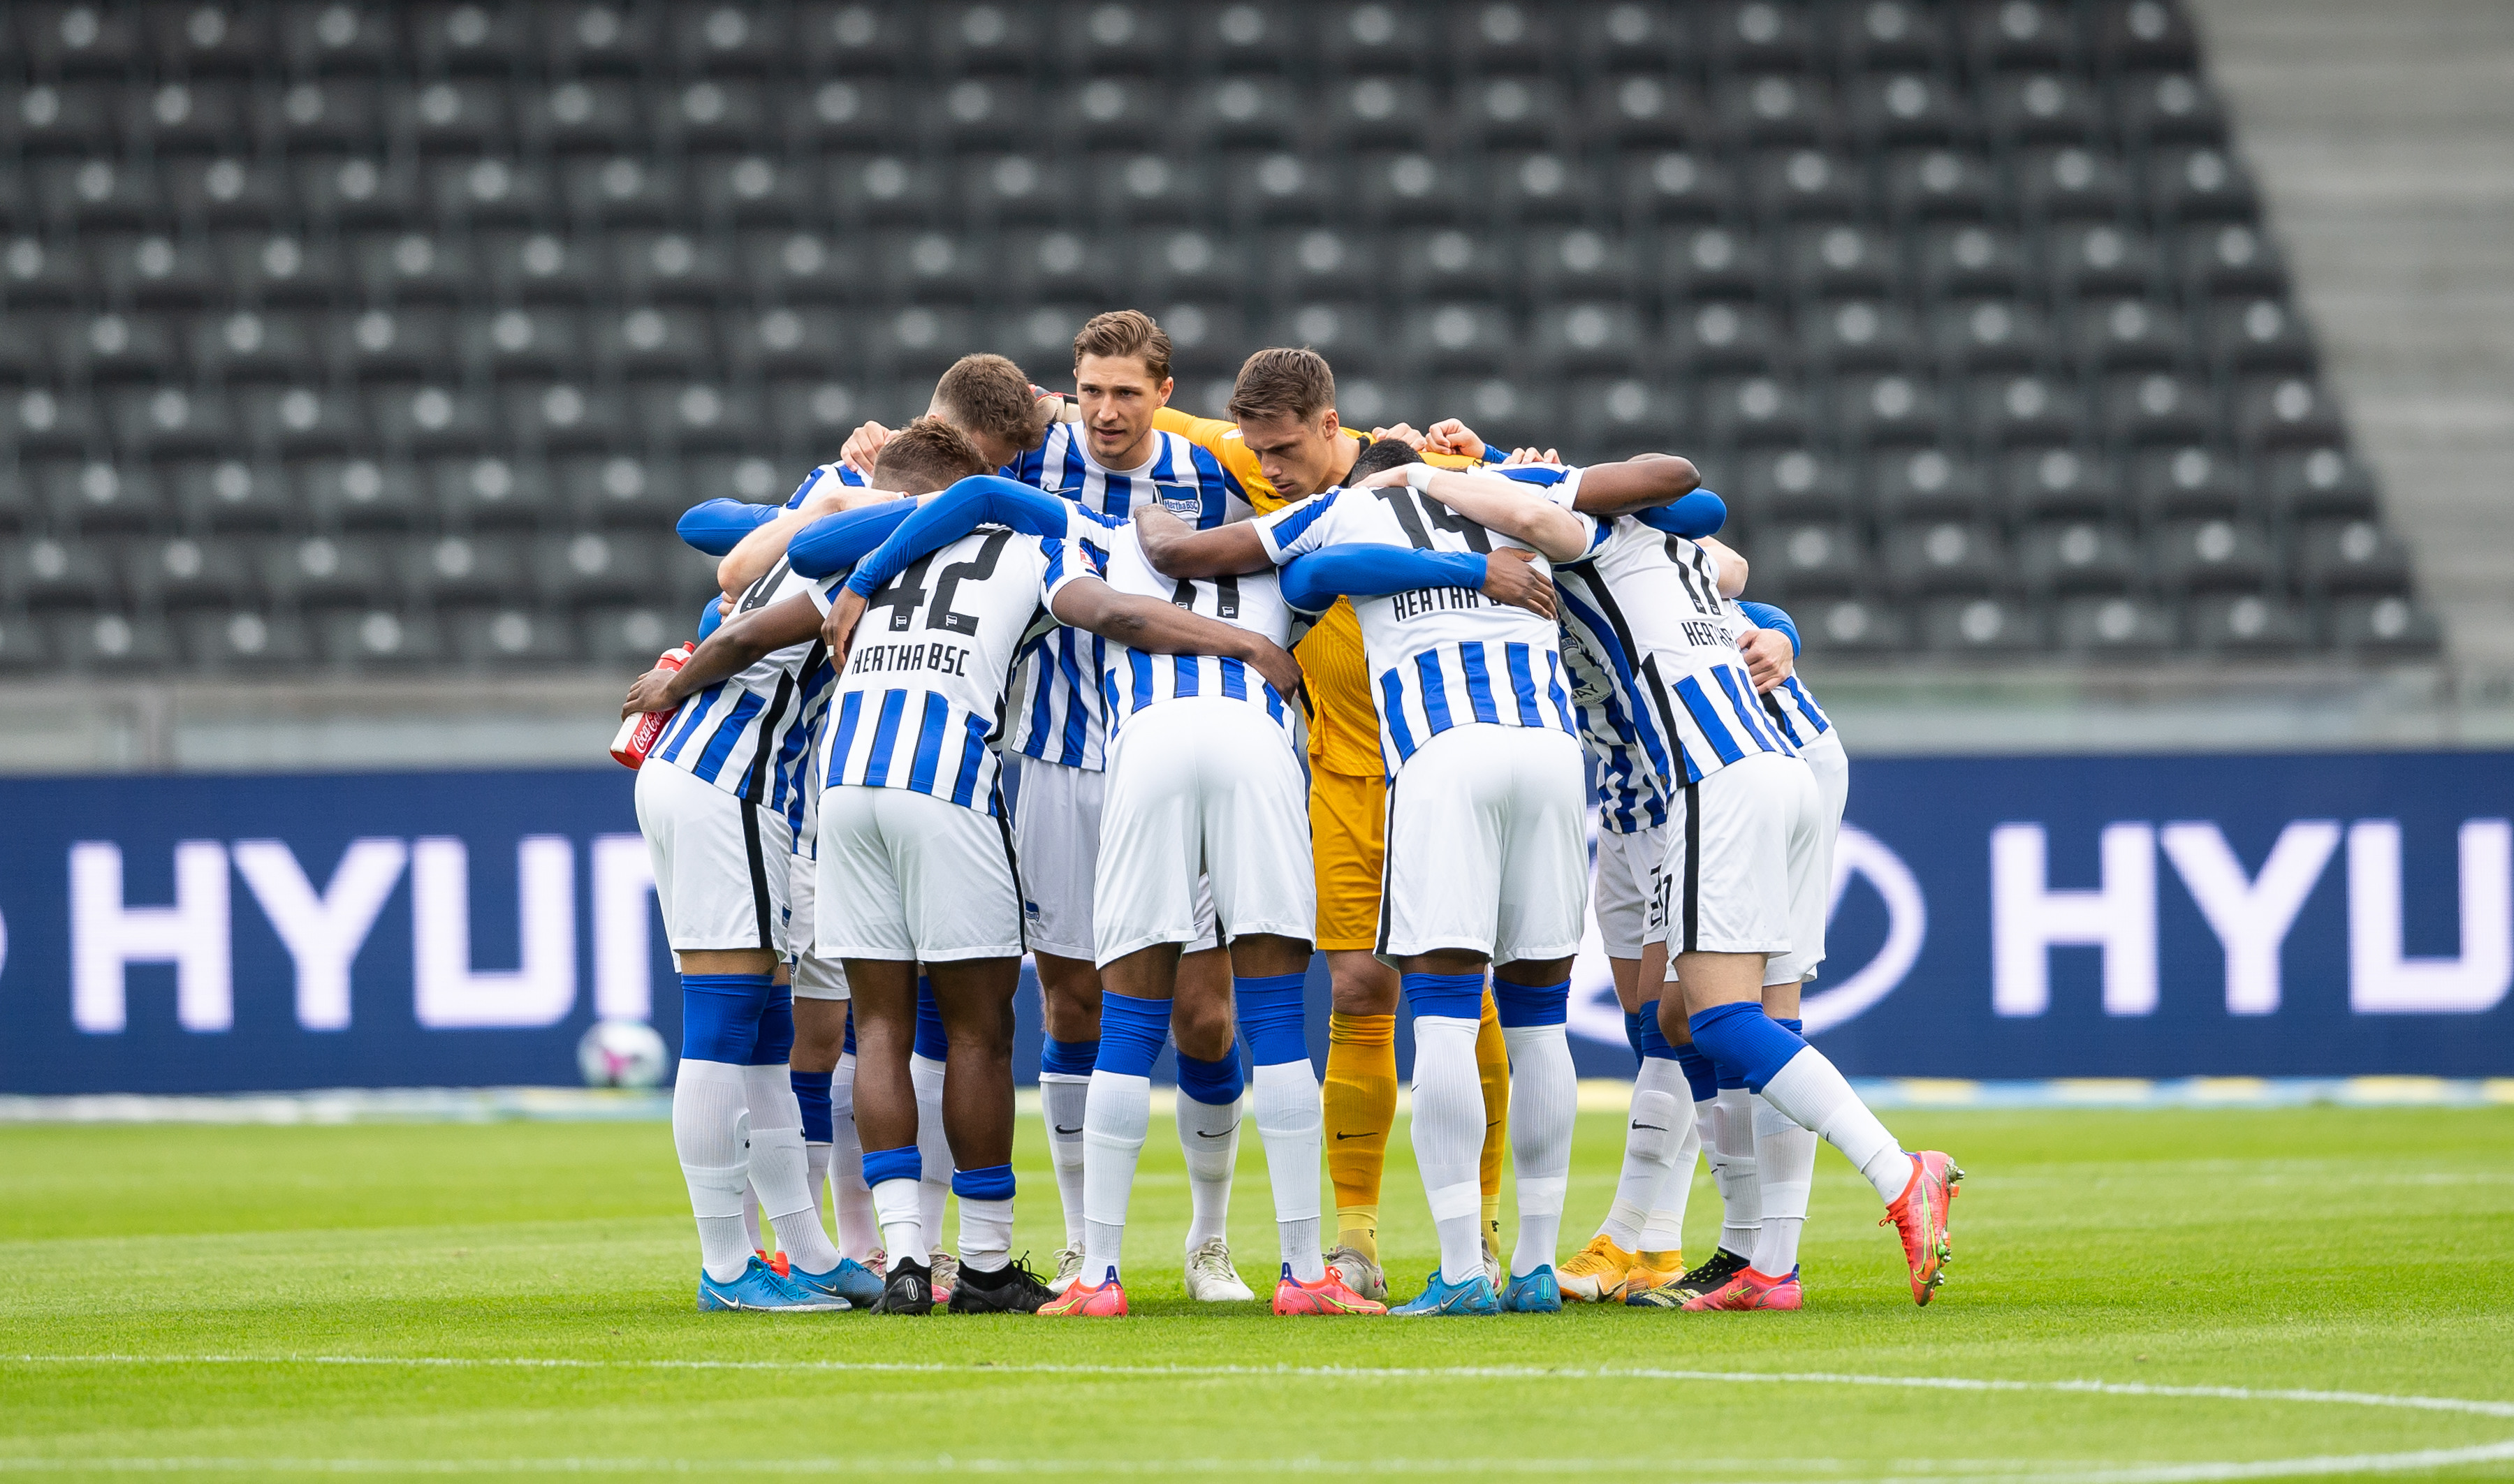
[
  {"xmin": 171, "ymin": 460, "xmax": 298, "ymax": 533},
  {"xmin": 2151, "ymin": 517, "xmax": 2277, "ymax": 595},
  {"xmin": 1730, "ymin": 447, "xmax": 1855, "ymax": 525},
  {"xmin": 131, "ymin": 535, "xmax": 258, "ymax": 610},
  {"xmin": 259, "ymin": 533, "xmax": 392, "ymax": 608},
  {"xmin": 1935, "ymin": 297, "xmax": 2054, "ymax": 376},
  {"xmin": 180, "ymin": 609, "xmax": 316, "ymax": 672},
  {"xmin": 1883, "ymin": 520, "xmax": 2010, "ymax": 596},
  {"xmin": 1982, "ymin": 73, "xmax": 2103, "ymax": 147},
  {"xmin": 1872, "ymin": 448, "xmax": 1995, "ymax": 524},
  {"xmin": 312, "ymin": 606, "xmax": 449, "ymax": 672},
  {"xmin": 2186, "ymin": 593, "xmax": 2310, "ymax": 655},
  {"xmin": 38, "ymin": 457, "xmax": 167, "ymax": 532},
  {"xmin": 2, "ymin": 534, "xmax": 119, "ymax": 609},
  {"xmin": 54, "ymin": 610, "xmax": 177, "ymax": 672},
  {"xmin": 2295, "ymin": 519, "xmax": 2414, "ymax": 597},
  {"xmin": 1803, "ymin": 297, "xmax": 1923, "ymax": 373},
  {"xmin": 1882, "ymin": 147, "xmax": 2001, "ymax": 222},
  {"xmin": 2262, "ymin": 448, "xmax": 2380, "ymax": 524},
  {"xmin": 1920, "ymin": 594, "xmax": 2045, "ymax": 652},
  {"xmin": 1760, "ymin": 520, "xmax": 1866, "ymax": 597},
  {"xmin": 2325, "ymin": 594, "xmax": 2442, "ymax": 655},
  {"xmin": 2132, "ymin": 446, "xmax": 2249, "ymax": 525},
  {"xmin": 1796, "ymin": 595, "xmax": 1912, "ymax": 654},
  {"xmin": 2054, "ymin": 594, "xmax": 2178, "ymax": 655},
  {"xmin": 2070, "ymin": 297, "xmax": 2191, "ymax": 374},
  {"xmin": 2001, "ymin": 446, "xmax": 2122, "ymax": 522},
  {"xmin": 2018, "ymin": 520, "xmax": 2140, "ymax": 596},
  {"xmin": 297, "ymin": 458, "xmax": 422, "ymax": 531}
]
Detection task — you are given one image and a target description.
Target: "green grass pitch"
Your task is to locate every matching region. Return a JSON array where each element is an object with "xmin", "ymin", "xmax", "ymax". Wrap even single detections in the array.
[{"xmin": 3, "ymin": 1105, "xmax": 2511, "ymax": 1481}]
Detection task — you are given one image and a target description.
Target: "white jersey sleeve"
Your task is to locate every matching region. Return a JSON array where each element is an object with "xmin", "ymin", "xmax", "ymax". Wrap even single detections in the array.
[
  {"xmin": 1095, "ymin": 520, "xmax": 1301, "ymax": 741},
  {"xmin": 649, "ymin": 559, "xmax": 836, "ymax": 814}
]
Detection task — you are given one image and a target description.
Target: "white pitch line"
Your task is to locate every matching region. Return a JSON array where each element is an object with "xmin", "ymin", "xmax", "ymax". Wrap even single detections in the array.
[
  {"xmin": 1, "ymin": 1442, "xmax": 2513, "ymax": 1481},
  {"xmin": 9, "ymin": 1356, "xmax": 2514, "ymax": 1423}
]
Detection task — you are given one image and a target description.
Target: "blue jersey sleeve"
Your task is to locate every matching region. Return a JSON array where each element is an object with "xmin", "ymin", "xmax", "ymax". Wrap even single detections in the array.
[
  {"xmin": 842, "ymin": 476, "xmax": 1111, "ymax": 596},
  {"xmin": 694, "ymin": 593, "xmax": 726, "ymax": 640},
  {"xmin": 787, "ymin": 500, "xmax": 917, "ymax": 579},
  {"xmin": 1737, "ymin": 600, "xmax": 1800, "ymax": 656},
  {"xmin": 1629, "ymin": 489, "xmax": 1727, "ymax": 540},
  {"xmin": 675, "ymin": 497, "xmax": 780, "ymax": 557},
  {"xmin": 1278, "ymin": 543, "xmax": 1491, "ymax": 613}
]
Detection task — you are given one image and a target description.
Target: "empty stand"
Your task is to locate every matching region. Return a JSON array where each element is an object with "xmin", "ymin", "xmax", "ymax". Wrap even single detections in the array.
[{"xmin": 0, "ymin": 0, "xmax": 2434, "ymax": 673}]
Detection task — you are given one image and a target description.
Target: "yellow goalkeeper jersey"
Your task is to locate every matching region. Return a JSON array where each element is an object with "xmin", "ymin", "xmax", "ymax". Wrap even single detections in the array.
[{"xmin": 1152, "ymin": 407, "xmax": 1482, "ymax": 778}]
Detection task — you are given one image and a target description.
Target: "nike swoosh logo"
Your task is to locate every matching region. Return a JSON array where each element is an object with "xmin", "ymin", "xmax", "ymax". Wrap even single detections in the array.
[
  {"xmin": 1054, "ymin": 1125, "xmax": 1082, "ymax": 1135},
  {"xmin": 1194, "ymin": 1126, "xmax": 1238, "ymax": 1138},
  {"xmin": 1630, "ymin": 1123, "xmax": 1667, "ymax": 1131},
  {"xmin": 1333, "ymin": 1131, "xmax": 1372, "ymax": 1140}
]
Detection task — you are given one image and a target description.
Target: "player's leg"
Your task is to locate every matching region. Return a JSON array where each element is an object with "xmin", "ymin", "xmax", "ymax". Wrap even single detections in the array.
[
  {"xmin": 1475, "ymin": 986, "xmax": 1510, "ymax": 1283},
  {"xmin": 786, "ymin": 990, "xmax": 882, "ymax": 1308},
  {"xmin": 1171, "ymin": 944, "xmax": 1252, "ymax": 1301},
  {"xmin": 1625, "ymin": 934, "xmax": 1698, "ymax": 1298},
  {"xmin": 1314, "ymin": 766, "xmax": 1399, "ymax": 1300},
  {"xmin": 827, "ymin": 1006, "xmax": 878, "ymax": 1265},
  {"xmin": 1013, "ymin": 757, "xmax": 1107, "ymax": 1280},
  {"xmin": 1677, "ymin": 756, "xmax": 1959, "ymax": 1309},
  {"xmin": 635, "ymin": 761, "xmax": 831, "ymax": 1311},
  {"xmin": 907, "ymin": 976, "xmax": 955, "ymax": 1300},
  {"xmin": 1380, "ymin": 728, "xmax": 1511, "ymax": 1316},
  {"xmin": 1748, "ymin": 732, "xmax": 1848, "ymax": 1288},
  {"xmin": 1486, "ymin": 727, "xmax": 1594, "ymax": 1314},
  {"xmin": 740, "ymin": 985, "xmax": 852, "ymax": 1287}
]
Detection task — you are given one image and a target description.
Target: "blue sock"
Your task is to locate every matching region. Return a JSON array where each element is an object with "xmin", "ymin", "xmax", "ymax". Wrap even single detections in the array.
[
  {"xmin": 913, "ymin": 978, "xmax": 949, "ymax": 1061},
  {"xmin": 1623, "ymin": 1008, "xmax": 1646, "ymax": 1061},
  {"xmin": 1096, "ymin": 992, "xmax": 1170, "ymax": 1077},
  {"xmin": 1401, "ymin": 971, "xmax": 1484, "ymax": 1020},
  {"xmin": 791, "ymin": 1069, "xmax": 832, "ymax": 1143},
  {"xmin": 1673, "ymin": 1043, "xmax": 1720, "ymax": 1103},
  {"xmin": 861, "ymin": 1144, "xmax": 920, "ymax": 1186},
  {"xmin": 1686, "ymin": 1002, "xmax": 1808, "ymax": 1094},
  {"xmin": 1234, "ymin": 973, "xmax": 1308, "ymax": 1066},
  {"xmin": 679, "ymin": 973, "xmax": 773, "ymax": 1063},
  {"xmin": 1636, "ymin": 999, "xmax": 1679, "ymax": 1061},
  {"xmin": 1492, "ymin": 979, "xmax": 1568, "ymax": 1028},
  {"xmin": 1176, "ymin": 1044, "xmax": 1247, "ymax": 1105},
  {"xmin": 841, "ymin": 1007, "xmax": 856, "ymax": 1058},
  {"xmin": 1776, "ymin": 1017, "xmax": 1804, "ymax": 1036},
  {"xmin": 1042, "ymin": 1036, "xmax": 1100, "ymax": 1079},
  {"xmin": 749, "ymin": 989, "xmax": 794, "ymax": 1066},
  {"xmin": 951, "ymin": 1163, "xmax": 1015, "ymax": 1200}
]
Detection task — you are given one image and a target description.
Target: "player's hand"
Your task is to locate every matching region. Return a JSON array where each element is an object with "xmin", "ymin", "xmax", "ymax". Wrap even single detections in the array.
[
  {"xmin": 1354, "ymin": 464, "xmax": 1414, "ymax": 488},
  {"xmin": 1738, "ymin": 627, "xmax": 1795, "ymax": 692},
  {"xmin": 622, "ymin": 668, "xmax": 681, "ymax": 717},
  {"xmin": 1502, "ymin": 446, "xmax": 1561, "ymax": 466},
  {"xmin": 821, "ymin": 588, "xmax": 867, "ymax": 670},
  {"xmin": 1480, "ymin": 547, "xmax": 1556, "ymax": 621},
  {"xmin": 838, "ymin": 420, "xmax": 892, "ymax": 475},
  {"xmin": 1241, "ymin": 634, "xmax": 1306, "ymax": 703},
  {"xmin": 1369, "ymin": 422, "xmax": 1428, "ymax": 452},
  {"xmin": 1426, "ymin": 418, "xmax": 1488, "ymax": 460}
]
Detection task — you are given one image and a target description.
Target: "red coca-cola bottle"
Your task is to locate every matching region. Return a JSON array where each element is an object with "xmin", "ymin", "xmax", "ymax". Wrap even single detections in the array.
[{"xmin": 610, "ymin": 642, "xmax": 696, "ymax": 769}]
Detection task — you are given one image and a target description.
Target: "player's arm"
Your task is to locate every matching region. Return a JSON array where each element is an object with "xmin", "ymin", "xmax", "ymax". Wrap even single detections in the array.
[
  {"xmin": 1736, "ymin": 598, "xmax": 1799, "ymax": 693},
  {"xmin": 1562, "ymin": 454, "xmax": 1704, "ymax": 516},
  {"xmin": 622, "ymin": 592, "xmax": 821, "ymax": 717},
  {"xmin": 785, "ymin": 498, "xmax": 920, "ymax": 580},
  {"xmin": 817, "ymin": 477, "xmax": 1113, "ymax": 653},
  {"xmin": 1630, "ymin": 489, "xmax": 1728, "ymax": 541},
  {"xmin": 716, "ymin": 487, "xmax": 858, "ymax": 595},
  {"xmin": 1699, "ymin": 535, "xmax": 1750, "ymax": 598},
  {"xmin": 1048, "ymin": 575, "xmax": 1303, "ymax": 700},
  {"xmin": 1368, "ymin": 464, "xmax": 1593, "ymax": 564},
  {"xmin": 1134, "ymin": 501, "xmax": 1273, "ymax": 578},
  {"xmin": 675, "ymin": 498, "xmax": 780, "ymax": 557},
  {"xmin": 1152, "ymin": 406, "xmax": 1236, "ymax": 454},
  {"xmin": 1278, "ymin": 542, "xmax": 1556, "ymax": 621}
]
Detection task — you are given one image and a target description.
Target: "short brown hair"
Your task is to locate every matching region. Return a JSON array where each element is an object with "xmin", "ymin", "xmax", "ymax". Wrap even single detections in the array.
[
  {"xmin": 1226, "ymin": 346, "xmax": 1336, "ymax": 425},
  {"xmin": 872, "ymin": 416, "xmax": 989, "ymax": 494},
  {"xmin": 1072, "ymin": 309, "xmax": 1173, "ymax": 383},
  {"xmin": 931, "ymin": 353, "xmax": 1042, "ymax": 452}
]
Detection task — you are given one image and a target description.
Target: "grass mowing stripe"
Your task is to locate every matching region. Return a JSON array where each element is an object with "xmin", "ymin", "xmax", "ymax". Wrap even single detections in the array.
[
  {"xmin": 12, "ymin": 1355, "xmax": 2514, "ymax": 1421},
  {"xmin": 3, "ymin": 1443, "xmax": 2513, "ymax": 1480}
]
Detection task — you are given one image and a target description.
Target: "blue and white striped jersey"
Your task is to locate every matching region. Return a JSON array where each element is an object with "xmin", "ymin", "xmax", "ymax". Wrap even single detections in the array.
[
  {"xmin": 1727, "ymin": 603, "xmax": 1835, "ymax": 751},
  {"xmin": 812, "ymin": 529, "xmax": 1098, "ymax": 817},
  {"xmin": 1557, "ymin": 607, "xmax": 1672, "ymax": 837},
  {"xmin": 1549, "ymin": 514, "xmax": 1795, "ymax": 788},
  {"xmin": 1096, "ymin": 520, "xmax": 1302, "ymax": 743},
  {"xmin": 650, "ymin": 559, "xmax": 838, "ymax": 813},
  {"xmin": 1255, "ymin": 482, "xmax": 1579, "ymax": 778},
  {"xmin": 785, "ymin": 460, "xmax": 867, "ymax": 507},
  {"xmin": 999, "ymin": 425, "xmax": 1250, "ymax": 772}
]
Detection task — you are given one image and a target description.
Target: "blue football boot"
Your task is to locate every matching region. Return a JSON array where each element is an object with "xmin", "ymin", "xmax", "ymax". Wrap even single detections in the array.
[
  {"xmin": 1501, "ymin": 1264, "xmax": 1563, "ymax": 1313},
  {"xmin": 1388, "ymin": 1268, "xmax": 1501, "ymax": 1316},
  {"xmin": 789, "ymin": 1256, "xmax": 882, "ymax": 1309},
  {"xmin": 699, "ymin": 1254, "xmax": 849, "ymax": 1312}
]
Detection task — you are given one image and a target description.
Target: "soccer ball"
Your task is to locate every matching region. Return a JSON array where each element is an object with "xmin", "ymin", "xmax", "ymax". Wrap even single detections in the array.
[{"xmin": 577, "ymin": 1019, "xmax": 670, "ymax": 1089}]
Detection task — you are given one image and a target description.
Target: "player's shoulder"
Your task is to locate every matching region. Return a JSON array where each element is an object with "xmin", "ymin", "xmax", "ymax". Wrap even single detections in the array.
[{"xmin": 787, "ymin": 461, "xmax": 861, "ymax": 507}]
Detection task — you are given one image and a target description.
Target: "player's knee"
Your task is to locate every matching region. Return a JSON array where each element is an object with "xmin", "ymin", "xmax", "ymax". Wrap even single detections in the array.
[{"xmin": 1170, "ymin": 995, "xmax": 1235, "ymax": 1063}]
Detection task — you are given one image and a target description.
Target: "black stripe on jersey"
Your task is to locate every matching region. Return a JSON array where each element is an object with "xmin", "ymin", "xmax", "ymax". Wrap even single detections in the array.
[
  {"xmin": 992, "ymin": 784, "xmax": 1026, "ymax": 954},
  {"xmin": 1374, "ymin": 762, "xmax": 1403, "ymax": 958},
  {"xmin": 740, "ymin": 798, "xmax": 773, "ymax": 949},
  {"xmin": 737, "ymin": 663, "xmax": 802, "ymax": 805},
  {"xmin": 1680, "ymin": 781, "xmax": 1701, "ymax": 954},
  {"xmin": 1636, "ymin": 652, "xmax": 1695, "ymax": 783}
]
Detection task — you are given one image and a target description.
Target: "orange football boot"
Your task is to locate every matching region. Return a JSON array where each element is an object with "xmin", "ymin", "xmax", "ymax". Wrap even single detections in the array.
[
  {"xmin": 1680, "ymin": 1266, "xmax": 1802, "ymax": 1311},
  {"xmin": 1880, "ymin": 1150, "xmax": 1963, "ymax": 1305},
  {"xmin": 1272, "ymin": 1263, "xmax": 1389, "ymax": 1315},
  {"xmin": 1036, "ymin": 1266, "xmax": 1127, "ymax": 1316}
]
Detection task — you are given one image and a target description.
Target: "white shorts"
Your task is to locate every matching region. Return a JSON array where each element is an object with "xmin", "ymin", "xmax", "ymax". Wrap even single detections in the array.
[
  {"xmin": 784, "ymin": 854, "xmax": 849, "ymax": 1000},
  {"xmin": 1656, "ymin": 750, "xmax": 1822, "ymax": 978},
  {"xmin": 1011, "ymin": 756, "xmax": 1102, "ymax": 961},
  {"xmin": 1769, "ymin": 730, "xmax": 1848, "ymax": 986},
  {"xmin": 816, "ymin": 785, "xmax": 1023, "ymax": 962},
  {"xmin": 634, "ymin": 757, "xmax": 789, "ymax": 957},
  {"xmin": 1095, "ymin": 698, "xmax": 1315, "ymax": 966},
  {"xmin": 1593, "ymin": 823, "xmax": 1669, "ymax": 960},
  {"xmin": 1379, "ymin": 724, "xmax": 1590, "ymax": 965}
]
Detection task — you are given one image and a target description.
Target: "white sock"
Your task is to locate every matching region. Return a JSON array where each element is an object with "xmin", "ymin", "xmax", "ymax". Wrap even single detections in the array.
[
  {"xmin": 742, "ymin": 1183, "xmax": 763, "ymax": 1251},
  {"xmin": 744, "ymin": 1064, "xmax": 842, "ymax": 1274},
  {"xmin": 958, "ymin": 1198, "xmax": 1012, "ymax": 1274},
  {"xmin": 1750, "ymin": 1095, "xmax": 1819, "ymax": 1278},
  {"xmin": 1759, "ymin": 1047, "xmax": 1913, "ymax": 1203},
  {"xmin": 909, "ymin": 1052, "xmax": 952, "ymax": 1254},
  {"xmin": 1040, "ymin": 1072, "xmax": 1092, "ymax": 1249},
  {"xmin": 1640, "ymin": 1100, "xmax": 1702, "ymax": 1253},
  {"xmin": 1502, "ymin": 1023, "xmax": 1577, "ymax": 1279},
  {"xmin": 830, "ymin": 1052, "xmax": 878, "ymax": 1260},
  {"xmin": 1250, "ymin": 1059, "xmax": 1326, "ymax": 1283},
  {"xmin": 671, "ymin": 1058, "xmax": 754, "ymax": 1283},
  {"xmin": 1600, "ymin": 1074, "xmax": 1690, "ymax": 1249},
  {"xmin": 1712, "ymin": 1086, "xmax": 1762, "ymax": 1256},
  {"xmin": 870, "ymin": 1176, "xmax": 923, "ymax": 1264},
  {"xmin": 1082, "ymin": 1068, "xmax": 1150, "ymax": 1285},
  {"xmin": 1410, "ymin": 1014, "xmax": 1486, "ymax": 1287},
  {"xmin": 805, "ymin": 1141, "xmax": 831, "ymax": 1224},
  {"xmin": 1176, "ymin": 1087, "xmax": 1241, "ymax": 1253}
]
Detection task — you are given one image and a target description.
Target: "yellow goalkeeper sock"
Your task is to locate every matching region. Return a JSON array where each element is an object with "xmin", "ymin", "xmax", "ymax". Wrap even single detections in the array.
[
  {"xmin": 1324, "ymin": 1012, "xmax": 1398, "ymax": 1263},
  {"xmin": 1476, "ymin": 987, "xmax": 1510, "ymax": 1249}
]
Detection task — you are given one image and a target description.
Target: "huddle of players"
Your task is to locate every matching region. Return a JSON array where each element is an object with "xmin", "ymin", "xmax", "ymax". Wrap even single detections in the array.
[{"xmin": 620, "ymin": 309, "xmax": 1962, "ymax": 1316}]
